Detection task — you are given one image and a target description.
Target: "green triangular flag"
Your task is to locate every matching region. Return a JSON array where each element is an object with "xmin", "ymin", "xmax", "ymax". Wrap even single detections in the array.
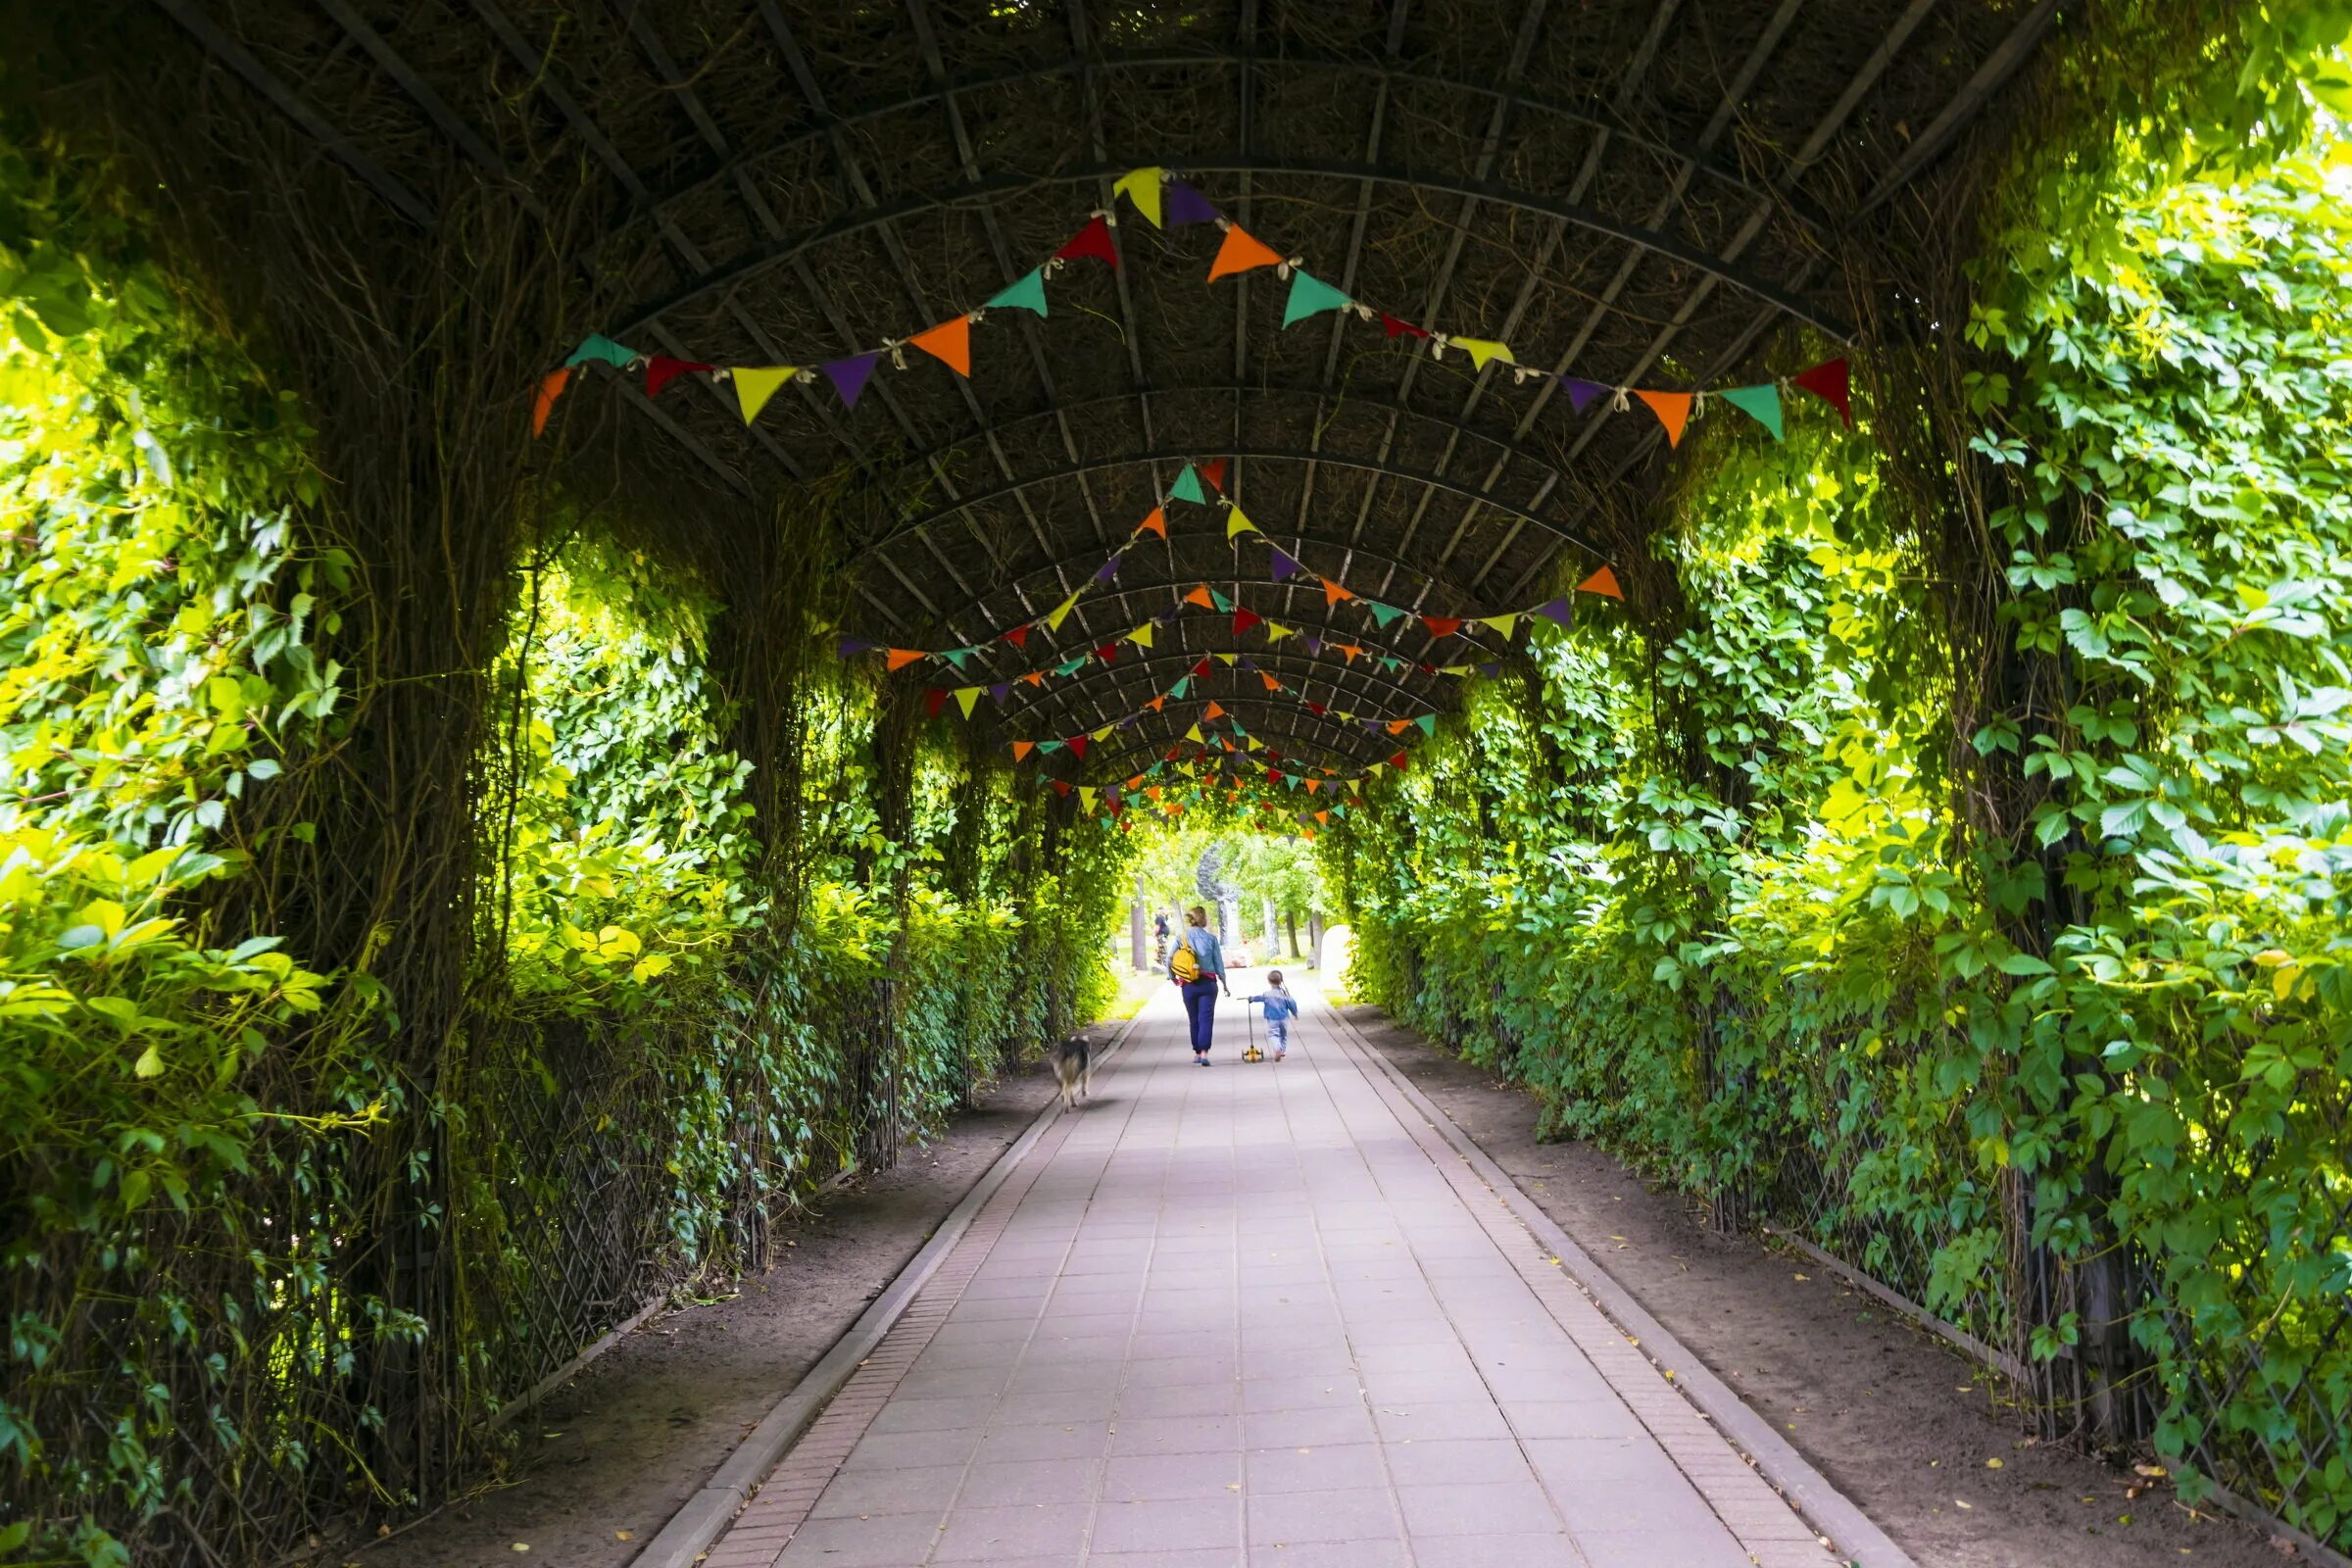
[
  {"xmin": 1415, "ymin": 713, "xmax": 1437, "ymax": 737},
  {"xmin": 941, "ymin": 648, "xmax": 974, "ymax": 671},
  {"xmin": 1719, "ymin": 384, "xmax": 1784, "ymax": 441},
  {"xmin": 1209, "ymin": 588, "xmax": 1233, "ymax": 612},
  {"xmin": 1365, "ymin": 601, "xmax": 1406, "ymax": 628},
  {"xmin": 1170, "ymin": 465, "xmax": 1207, "ymax": 505},
  {"xmin": 564, "ymin": 333, "xmax": 638, "ymax": 369},
  {"xmin": 1038, "ymin": 740, "xmax": 1064, "ymax": 754},
  {"xmin": 1169, "ymin": 677, "xmax": 1191, "ymax": 700},
  {"xmin": 1380, "ymin": 657, "xmax": 1403, "ymax": 672},
  {"xmin": 1282, "ymin": 270, "xmax": 1351, "ymax": 328},
  {"xmin": 986, "ymin": 269, "xmax": 1049, "ymax": 318},
  {"xmin": 1054, "ymin": 658, "xmax": 1087, "ymax": 677}
]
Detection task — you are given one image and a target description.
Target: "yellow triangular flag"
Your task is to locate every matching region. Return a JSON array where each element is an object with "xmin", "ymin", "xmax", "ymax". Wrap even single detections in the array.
[
  {"xmin": 1215, "ymin": 653, "xmax": 1238, "ymax": 665},
  {"xmin": 734, "ymin": 366, "xmax": 799, "ymax": 425},
  {"xmin": 1227, "ymin": 504, "xmax": 1261, "ymax": 541},
  {"xmin": 1264, "ymin": 622, "xmax": 1295, "ymax": 642},
  {"xmin": 1481, "ymin": 613, "xmax": 1518, "ymax": 638},
  {"xmin": 1080, "ymin": 787, "xmax": 1098, "ymax": 811},
  {"xmin": 1452, "ymin": 337, "xmax": 1515, "ymax": 371},
  {"xmin": 1128, "ymin": 623, "xmax": 1154, "ymax": 649},
  {"xmin": 1045, "ymin": 591, "xmax": 1082, "ymax": 631},
  {"xmin": 1186, "ymin": 724, "xmax": 1203, "ymax": 743},
  {"xmin": 1113, "ymin": 167, "xmax": 1164, "ymax": 227},
  {"xmin": 954, "ymin": 687, "xmax": 981, "ymax": 718},
  {"xmin": 1093, "ymin": 726, "xmax": 1113, "ymax": 743}
]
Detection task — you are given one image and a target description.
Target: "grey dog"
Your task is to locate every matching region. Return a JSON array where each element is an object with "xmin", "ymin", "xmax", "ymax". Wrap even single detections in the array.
[{"xmin": 1052, "ymin": 1036, "xmax": 1094, "ymax": 1112}]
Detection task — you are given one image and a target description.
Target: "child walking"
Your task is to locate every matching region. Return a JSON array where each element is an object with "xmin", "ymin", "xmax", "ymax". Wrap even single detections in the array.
[{"xmin": 1247, "ymin": 971, "xmax": 1300, "ymax": 1061}]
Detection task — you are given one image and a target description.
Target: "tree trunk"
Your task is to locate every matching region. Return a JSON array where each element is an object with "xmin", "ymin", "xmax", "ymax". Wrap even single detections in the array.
[{"xmin": 1286, "ymin": 910, "xmax": 1301, "ymax": 958}]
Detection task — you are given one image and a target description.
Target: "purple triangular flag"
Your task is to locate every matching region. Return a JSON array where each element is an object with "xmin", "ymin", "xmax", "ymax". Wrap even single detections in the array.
[
  {"xmin": 1532, "ymin": 596, "xmax": 1574, "ymax": 626},
  {"xmin": 1479, "ymin": 662, "xmax": 1501, "ymax": 678},
  {"xmin": 1238, "ymin": 658, "xmax": 1256, "ymax": 670},
  {"xmin": 822, "ymin": 352, "xmax": 881, "ymax": 409},
  {"xmin": 989, "ymin": 682, "xmax": 1011, "ymax": 705},
  {"xmin": 1305, "ymin": 637, "xmax": 1322, "ymax": 654},
  {"xmin": 837, "ymin": 637, "xmax": 874, "ymax": 657},
  {"xmin": 1095, "ymin": 556, "xmax": 1120, "ymax": 582},
  {"xmin": 1269, "ymin": 548, "xmax": 1301, "ymax": 582},
  {"xmin": 1561, "ymin": 376, "xmax": 1608, "ymax": 414},
  {"xmin": 1164, "ymin": 179, "xmax": 1218, "ymax": 227}
]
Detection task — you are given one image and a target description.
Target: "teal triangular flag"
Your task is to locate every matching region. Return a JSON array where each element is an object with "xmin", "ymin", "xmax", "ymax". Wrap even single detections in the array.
[
  {"xmin": 1055, "ymin": 658, "xmax": 1086, "ymax": 677},
  {"xmin": 1719, "ymin": 384, "xmax": 1784, "ymax": 441},
  {"xmin": 1365, "ymin": 601, "xmax": 1406, "ymax": 628},
  {"xmin": 1169, "ymin": 676, "xmax": 1191, "ymax": 700},
  {"xmin": 564, "ymin": 333, "xmax": 638, "ymax": 369},
  {"xmin": 941, "ymin": 648, "xmax": 974, "ymax": 671},
  {"xmin": 1380, "ymin": 656, "xmax": 1403, "ymax": 672},
  {"xmin": 1209, "ymin": 588, "xmax": 1233, "ymax": 612},
  {"xmin": 1038, "ymin": 740, "xmax": 1064, "ymax": 754},
  {"xmin": 1286, "ymin": 773, "xmax": 1302, "ymax": 790},
  {"xmin": 1170, "ymin": 465, "xmax": 1207, "ymax": 505},
  {"xmin": 1415, "ymin": 713, "xmax": 1437, "ymax": 737},
  {"xmin": 1282, "ymin": 270, "xmax": 1351, "ymax": 328},
  {"xmin": 986, "ymin": 269, "xmax": 1050, "ymax": 318}
]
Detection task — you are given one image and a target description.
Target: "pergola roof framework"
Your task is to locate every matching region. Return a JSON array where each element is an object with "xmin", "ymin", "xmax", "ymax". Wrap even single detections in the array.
[{"xmin": 170, "ymin": 0, "xmax": 2055, "ymax": 782}]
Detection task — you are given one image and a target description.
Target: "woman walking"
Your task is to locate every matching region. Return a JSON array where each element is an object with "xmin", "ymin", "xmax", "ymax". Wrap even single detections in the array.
[{"xmin": 1169, "ymin": 906, "xmax": 1229, "ymax": 1065}]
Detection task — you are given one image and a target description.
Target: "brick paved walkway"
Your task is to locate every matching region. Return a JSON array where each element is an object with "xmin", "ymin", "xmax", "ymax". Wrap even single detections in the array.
[{"xmin": 695, "ymin": 984, "xmax": 1853, "ymax": 1567}]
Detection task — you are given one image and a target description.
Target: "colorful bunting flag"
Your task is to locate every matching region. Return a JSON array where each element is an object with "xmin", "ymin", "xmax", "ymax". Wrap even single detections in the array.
[
  {"xmin": 1365, "ymin": 602, "xmax": 1406, "ymax": 628},
  {"xmin": 645, "ymin": 356, "xmax": 712, "ymax": 397},
  {"xmin": 1422, "ymin": 616, "xmax": 1463, "ymax": 639},
  {"xmin": 1112, "ymin": 167, "xmax": 1164, "ymax": 227},
  {"xmin": 1164, "ymin": 179, "xmax": 1218, "ymax": 227},
  {"xmin": 1480, "ymin": 613, "xmax": 1518, "ymax": 638},
  {"xmin": 1233, "ymin": 608, "xmax": 1263, "ymax": 635},
  {"xmin": 1004, "ymin": 624, "xmax": 1030, "ymax": 648},
  {"xmin": 924, "ymin": 688, "xmax": 948, "ymax": 718},
  {"xmin": 1792, "ymin": 358, "xmax": 1852, "ymax": 428},
  {"xmin": 954, "ymin": 687, "xmax": 982, "ymax": 718},
  {"xmin": 1171, "ymin": 464, "xmax": 1208, "ymax": 505},
  {"xmin": 733, "ymin": 366, "xmax": 798, "ymax": 425},
  {"xmin": 564, "ymin": 333, "xmax": 637, "ymax": 369},
  {"xmin": 1269, "ymin": 549, "xmax": 1301, "ymax": 582},
  {"xmin": 1719, "ymin": 383, "xmax": 1784, "ymax": 441},
  {"xmin": 1137, "ymin": 507, "xmax": 1167, "ymax": 539},
  {"xmin": 1055, "ymin": 215, "xmax": 1119, "ymax": 270},
  {"xmin": 1011, "ymin": 740, "xmax": 1035, "ymax": 762},
  {"xmin": 532, "ymin": 368, "xmax": 570, "ymax": 437},
  {"xmin": 886, "ymin": 648, "xmax": 926, "ymax": 671},
  {"xmin": 1208, "ymin": 224, "xmax": 1284, "ymax": 282},
  {"xmin": 1450, "ymin": 337, "xmax": 1514, "ymax": 372},
  {"xmin": 1382, "ymin": 314, "xmax": 1428, "ymax": 340},
  {"xmin": 1533, "ymin": 597, "xmax": 1573, "ymax": 627},
  {"xmin": 1577, "ymin": 565, "xmax": 1625, "ymax": 601},
  {"xmin": 1127, "ymin": 624, "xmax": 1153, "ymax": 649},
  {"xmin": 1323, "ymin": 578, "xmax": 1354, "ymax": 608},
  {"xmin": 1561, "ymin": 376, "xmax": 1608, "ymax": 413},
  {"xmin": 1226, "ymin": 505, "xmax": 1261, "ymax": 541},
  {"xmin": 1283, "ymin": 270, "xmax": 1351, "ymax": 327},
  {"xmin": 822, "ymin": 353, "xmax": 880, "ymax": 409},
  {"xmin": 909, "ymin": 317, "xmax": 972, "ymax": 376},
  {"xmin": 985, "ymin": 270, "xmax": 1049, "ymax": 317},
  {"xmin": 1635, "ymin": 389, "xmax": 1692, "ymax": 446}
]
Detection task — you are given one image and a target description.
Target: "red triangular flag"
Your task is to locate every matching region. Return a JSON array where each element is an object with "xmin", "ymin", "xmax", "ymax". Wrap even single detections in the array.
[
  {"xmin": 1004, "ymin": 624, "xmax": 1031, "ymax": 648},
  {"xmin": 1051, "ymin": 778, "xmax": 1073, "ymax": 798},
  {"xmin": 1192, "ymin": 659, "xmax": 1212, "ymax": 677},
  {"xmin": 1200, "ymin": 459, "xmax": 1228, "ymax": 493},
  {"xmin": 1094, "ymin": 644, "xmax": 1116, "ymax": 662},
  {"xmin": 1055, "ymin": 215, "xmax": 1119, "ymax": 270},
  {"xmin": 909, "ymin": 316, "xmax": 972, "ymax": 376},
  {"xmin": 1208, "ymin": 225, "xmax": 1284, "ymax": 281},
  {"xmin": 924, "ymin": 688, "xmax": 948, "ymax": 718},
  {"xmin": 532, "ymin": 368, "xmax": 571, "ymax": 437},
  {"xmin": 1233, "ymin": 608, "xmax": 1263, "ymax": 634},
  {"xmin": 645, "ymin": 356, "xmax": 713, "ymax": 397},
  {"xmin": 1068, "ymin": 736, "xmax": 1089, "ymax": 759},
  {"xmin": 1792, "ymin": 358, "xmax": 1852, "ymax": 428},
  {"xmin": 1381, "ymin": 314, "xmax": 1430, "ymax": 340},
  {"xmin": 1390, "ymin": 752, "xmax": 1409, "ymax": 771},
  {"xmin": 1421, "ymin": 615, "xmax": 1463, "ymax": 638},
  {"xmin": 1577, "ymin": 565, "xmax": 1624, "ymax": 600},
  {"xmin": 1306, "ymin": 702, "xmax": 1326, "ymax": 715}
]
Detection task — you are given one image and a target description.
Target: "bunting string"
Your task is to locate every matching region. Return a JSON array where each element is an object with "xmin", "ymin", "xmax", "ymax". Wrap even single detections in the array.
[{"xmin": 533, "ymin": 169, "xmax": 1852, "ymax": 449}]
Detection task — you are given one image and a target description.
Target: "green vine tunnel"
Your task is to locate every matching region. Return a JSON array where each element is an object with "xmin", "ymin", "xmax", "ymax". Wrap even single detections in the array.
[{"xmin": 155, "ymin": 1, "xmax": 2054, "ymax": 792}]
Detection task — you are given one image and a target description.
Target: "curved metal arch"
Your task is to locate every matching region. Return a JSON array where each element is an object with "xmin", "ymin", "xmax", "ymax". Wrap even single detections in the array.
[
  {"xmin": 889, "ymin": 535, "xmax": 1526, "ymax": 660},
  {"xmin": 623, "ymin": 49, "xmax": 1819, "ymax": 246},
  {"xmin": 614, "ymin": 157, "xmax": 1850, "ymax": 343},
  {"xmin": 999, "ymin": 647, "xmax": 1432, "ymax": 733},
  {"xmin": 850, "ymin": 383, "xmax": 1589, "ymax": 531},
  {"xmin": 857, "ymin": 446, "xmax": 1608, "ymax": 569}
]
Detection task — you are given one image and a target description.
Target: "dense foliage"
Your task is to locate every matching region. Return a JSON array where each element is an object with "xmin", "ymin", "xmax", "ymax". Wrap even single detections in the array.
[{"xmin": 1333, "ymin": 86, "xmax": 2352, "ymax": 1546}]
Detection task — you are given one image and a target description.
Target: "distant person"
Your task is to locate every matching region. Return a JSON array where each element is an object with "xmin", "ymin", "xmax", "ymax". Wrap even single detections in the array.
[
  {"xmin": 1247, "ymin": 970, "xmax": 1299, "ymax": 1061},
  {"xmin": 1152, "ymin": 910, "xmax": 1170, "ymax": 969},
  {"xmin": 1168, "ymin": 905, "xmax": 1227, "ymax": 1065}
]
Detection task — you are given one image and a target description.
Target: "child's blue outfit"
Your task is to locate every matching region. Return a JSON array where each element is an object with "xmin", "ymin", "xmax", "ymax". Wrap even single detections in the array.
[{"xmin": 1248, "ymin": 988, "xmax": 1299, "ymax": 1056}]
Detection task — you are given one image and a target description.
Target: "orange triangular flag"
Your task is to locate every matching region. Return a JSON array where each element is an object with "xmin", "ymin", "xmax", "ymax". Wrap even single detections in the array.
[
  {"xmin": 1185, "ymin": 585, "xmax": 1217, "ymax": 609},
  {"xmin": 910, "ymin": 317, "xmax": 972, "ymax": 376},
  {"xmin": 1316, "ymin": 810, "xmax": 1330, "ymax": 826},
  {"xmin": 1388, "ymin": 718, "xmax": 1411, "ymax": 736},
  {"xmin": 1136, "ymin": 507, "xmax": 1166, "ymax": 539},
  {"xmin": 885, "ymin": 648, "xmax": 926, "ymax": 671},
  {"xmin": 1322, "ymin": 577, "xmax": 1353, "ymax": 607},
  {"xmin": 1204, "ymin": 702, "xmax": 1226, "ymax": 720},
  {"xmin": 1011, "ymin": 740, "xmax": 1035, "ymax": 761},
  {"xmin": 1634, "ymin": 390, "xmax": 1692, "ymax": 446},
  {"xmin": 1577, "ymin": 564, "xmax": 1625, "ymax": 600},
  {"xmin": 1149, "ymin": 696, "xmax": 1166, "ymax": 712},
  {"xmin": 1259, "ymin": 671, "xmax": 1282, "ymax": 691},
  {"xmin": 1022, "ymin": 671, "xmax": 1047, "ymax": 686},
  {"xmin": 1208, "ymin": 224, "xmax": 1284, "ymax": 282},
  {"xmin": 532, "ymin": 368, "xmax": 571, "ymax": 437}
]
